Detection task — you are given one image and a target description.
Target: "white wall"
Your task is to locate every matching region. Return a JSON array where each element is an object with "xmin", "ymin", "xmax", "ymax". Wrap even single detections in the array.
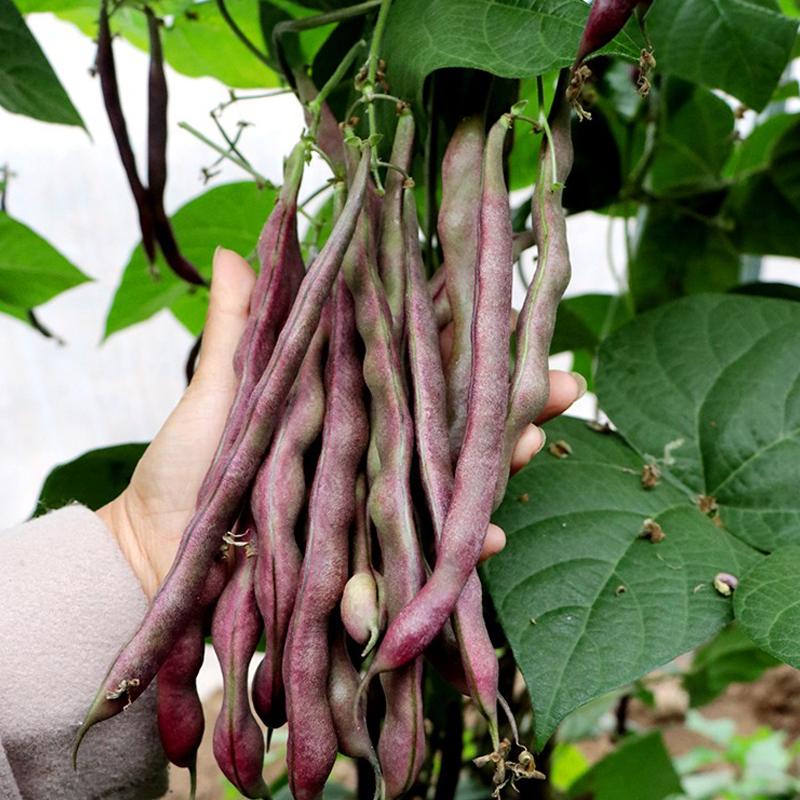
[{"xmin": 1, "ymin": 15, "xmax": 796, "ymax": 529}]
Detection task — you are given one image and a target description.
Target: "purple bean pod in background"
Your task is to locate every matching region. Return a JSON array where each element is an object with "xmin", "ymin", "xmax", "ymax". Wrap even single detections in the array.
[
  {"xmin": 73, "ymin": 150, "xmax": 370, "ymax": 757},
  {"xmin": 402, "ymin": 187, "xmax": 501, "ymax": 748},
  {"xmin": 437, "ymin": 116, "xmax": 485, "ymax": 461},
  {"xmin": 342, "ymin": 195, "xmax": 426, "ymax": 800},
  {"xmin": 575, "ymin": 0, "xmax": 641, "ymax": 64},
  {"xmin": 364, "ymin": 115, "xmax": 513, "ymax": 677},
  {"xmin": 495, "ymin": 79, "xmax": 574, "ymax": 507},
  {"xmin": 283, "ymin": 274, "xmax": 368, "ymax": 800},
  {"xmin": 251, "ymin": 309, "xmax": 330, "ymax": 732},
  {"xmin": 211, "ymin": 530, "xmax": 270, "ymax": 799}
]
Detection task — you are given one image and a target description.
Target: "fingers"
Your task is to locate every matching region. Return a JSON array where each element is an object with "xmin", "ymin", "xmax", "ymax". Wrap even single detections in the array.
[
  {"xmin": 193, "ymin": 247, "xmax": 256, "ymax": 392},
  {"xmin": 535, "ymin": 370, "xmax": 587, "ymax": 424},
  {"xmin": 479, "ymin": 524, "xmax": 506, "ymax": 563},
  {"xmin": 510, "ymin": 424, "xmax": 545, "ymax": 474}
]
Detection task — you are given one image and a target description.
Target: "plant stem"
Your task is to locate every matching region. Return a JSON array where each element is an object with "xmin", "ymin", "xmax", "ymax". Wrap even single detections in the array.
[
  {"xmin": 363, "ymin": 0, "xmax": 393, "ymax": 191},
  {"xmin": 215, "ymin": 0, "xmax": 273, "ymax": 70},
  {"xmin": 308, "ymin": 38, "xmax": 366, "ymax": 139},
  {"xmin": 178, "ymin": 122, "xmax": 273, "ymax": 188}
]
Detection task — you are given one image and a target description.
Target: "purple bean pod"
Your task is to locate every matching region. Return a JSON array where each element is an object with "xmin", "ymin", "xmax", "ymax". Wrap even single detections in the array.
[
  {"xmin": 402, "ymin": 187, "xmax": 501, "ymax": 747},
  {"xmin": 428, "ymin": 268, "xmax": 451, "ymax": 329},
  {"xmin": 437, "ymin": 116, "xmax": 485, "ymax": 461},
  {"xmin": 576, "ymin": 0, "xmax": 640, "ymax": 64},
  {"xmin": 365, "ymin": 115, "xmax": 513, "ymax": 677},
  {"xmin": 378, "ymin": 109, "xmax": 415, "ymax": 341},
  {"xmin": 342, "ymin": 199, "xmax": 426, "ymax": 800},
  {"xmin": 73, "ymin": 149, "xmax": 370, "ymax": 758},
  {"xmin": 495, "ymin": 82, "xmax": 574, "ymax": 507},
  {"xmin": 283, "ymin": 274, "xmax": 368, "ymax": 800},
  {"xmin": 211, "ymin": 533, "xmax": 269, "ymax": 799},
  {"xmin": 251, "ymin": 308, "xmax": 330, "ymax": 731}
]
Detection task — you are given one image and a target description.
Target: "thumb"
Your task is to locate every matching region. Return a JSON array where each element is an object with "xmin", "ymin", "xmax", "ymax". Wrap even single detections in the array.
[{"xmin": 192, "ymin": 246, "xmax": 256, "ymax": 394}]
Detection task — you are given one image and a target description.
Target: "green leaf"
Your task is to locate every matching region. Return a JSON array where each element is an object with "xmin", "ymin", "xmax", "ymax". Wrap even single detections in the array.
[
  {"xmin": 567, "ymin": 732, "xmax": 683, "ymax": 799},
  {"xmin": 34, "ymin": 443, "xmax": 148, "ymax": 516},
  {"xmin": 0, "ymin": 0, "xmax": 84, "ymax": 125},
  {"xmin": 648, "ymin": 79, "xmax": 735, "ymax": 196},
  {"xmin": 0, "ymin": 213, "xmax": 90, "ymax": 307},
  {"xmin": 727, "ymin": 117, "xmax": 800, "ymax": 257},
  {"xmin": 597, "ymin": 294, "xmax": 800, "ymax": 553},
  {"xmin": 735, "ymin": 546, "xmax": 800, "ymax": 668},
  {"xmin": 0, "ymin": 300, "xmax": 30, "ymax": 324},
  {"xmin": 551, "ymin": 294, "xmax": 632, "ymax": 356},
  {"xmin": 382, "ymin": 0, "xmax": 642, "ymax": 105},
  {"xmin": 683, "ymin": 623, "xmax": 779, "ymax": 707},
  {"xmin": 646, "ymin": 0, "xmax": 798, "ymax": 111},
  {"xmin": 105, "ymin": 181, "xmax": 276, "ymax": 338},
  {"xmin": 629, "ymin": 202, "xmax": 742, "ymax": 311},
  {"xmin": 485, "ymin": 416, "xmax": 757, "ymax": 748}
]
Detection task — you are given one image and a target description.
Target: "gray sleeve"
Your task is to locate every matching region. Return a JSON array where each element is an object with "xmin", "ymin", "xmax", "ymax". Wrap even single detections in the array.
[{"xmin": 0, "ymin": 504, "xmax": 168, "ymax": 800}]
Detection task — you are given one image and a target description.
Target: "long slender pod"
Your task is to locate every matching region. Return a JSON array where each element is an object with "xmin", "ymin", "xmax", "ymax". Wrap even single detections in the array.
[
  {"xmin": 437, "ymin": 116, "xmax": 485, "ymax": 460},
  {"xmin": 402, "ymin": 188, "xmax": 500, "ymax": 747},
  {"xmin": 283, "ymin": 275, "xmax": 368, "ymax": 800},
  {"xmin": 74, "ymin": 149, "xmax": 370, "ymax": 756},
  {"xmin": 328, "ymin": 625, "xmax": 383, "ymax": 793},
  {"xmin": 211, "ymin": 533, "xmax": 270, "ymax": 799},
  {"xmin": 365, "ymin": 115, "xmax": 513, "ymax": 677},
  {"xmin": 156, "ymin": 552, "xmax": 228, "ymax": 798},
  {"xmin": 251, "ymin": 309, "xmax": 330, "ymax": 730},
  {"xmin": 341, "ymin": 473, "xmax": 382, "ymax": 655},
  {"xmin": 342, "ymin": 200, "xmax": 426, "ymax": 800},
  {"xmin": 378, "ymin": 108, "xmax": 415, "ymax": 341},
  {"xmin": 494, "ymin": 80, "xmax": 574, "ymax": 507},
  {"xmin": 200, "ymin": 142, "xmax": 307, "ymax": 500},
  {"xmin": 96, "ymin": 0, "xmax": 156, "ymax": 263},
  {"xmin": 575, "ymin": 0, "xmax": 640, "ymax": 65}
]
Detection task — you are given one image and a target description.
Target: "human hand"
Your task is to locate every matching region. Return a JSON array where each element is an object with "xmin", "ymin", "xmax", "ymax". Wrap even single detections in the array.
[{"xmin": 98, "ymin": 248, "xmax": 586, "ymax": 598}]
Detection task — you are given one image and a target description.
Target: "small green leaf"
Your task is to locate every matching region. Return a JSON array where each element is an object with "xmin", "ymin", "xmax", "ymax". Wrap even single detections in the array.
[
  {"xmin": 382, "ymin": 0, "xmax": 642, "ymax": 105},
  {"xmin": 735, "ymin": 546, "xmax": 800, "ymax": 668},
  {"xmin": 683, "ymin": 623, "xmax": 779, "ymax": 707},
  {"xmin": 567, "ymin": 732, "xmax": 683, "ymax": 799},
  {"xmin": 0, "ymin": 213, "xmax": 90, "ymax": 307},
  {"xmin": 597, "ymin": 294, "xmax": 800, "ymax": 553},
  {"xmin": 646, "ymin": 0, "xmax": 798, "ymax": 111},
  {"xmin": 486, "ymin": 417, "xmax": 758, "ymax": 748},
  {"xmin": 0, "ymin": 0, "xmax": 84, "ymax": 125},
  {"xmin": 34, "ymin": 443, "xmax": 148, "ymax": 516},
  {"xmin": 105, "ymin": 181, "xmax": 276, "ymax": 338}
]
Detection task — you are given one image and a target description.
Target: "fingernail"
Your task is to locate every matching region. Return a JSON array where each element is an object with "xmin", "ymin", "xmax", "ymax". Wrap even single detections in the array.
[
  {"xmin": 213, "ymin": 245, "xmax": 222, "ymax": 263},
  {"xmin": 570, "ymin": 371, "xmax": 588, "ymax": 399},
  {"xmin": 534, "ymin": 427, "xmax": 547, "ymax": 455}
]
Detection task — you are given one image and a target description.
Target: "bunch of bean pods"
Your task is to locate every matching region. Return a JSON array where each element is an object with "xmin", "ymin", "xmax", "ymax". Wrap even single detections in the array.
[{"xmin": 73, "ymin": 2, "xmax": 649, "ymax": 796}]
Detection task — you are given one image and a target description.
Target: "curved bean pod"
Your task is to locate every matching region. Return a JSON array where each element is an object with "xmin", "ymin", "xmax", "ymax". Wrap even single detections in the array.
[
  {"xmin": 576, "ymin": 0, "xmax": 640, "ymax": 65},
  {"xmin": 283, "ymin": 274, "xmax": 368, "ymax": 800},
  {"xmin": 365, "ymin": 115, "xmax": 513, "ymax": 677},
  {"xmin": 73, "ymin": 149, "xmax": 370, "ymax": 757}
]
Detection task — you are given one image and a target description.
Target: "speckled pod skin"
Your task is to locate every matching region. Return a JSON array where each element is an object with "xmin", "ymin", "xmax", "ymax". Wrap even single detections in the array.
[
  {"xmin": 342, "ymin": 197, "xmax": 426, "ymax": 800},
  {"xmin": 283, "ymin": 275, "xmax": 368, "ymax": 800},
  {"xmin": 211, "ymin": 537, "xmax": 269, "ymax": 799},
  {"xmin": 251, "ymin": 311, "xmax": 330, "ymax": 731},
  {"xmin": 365, "ymin": 117, "xmax": 513, "ymax": 677},
  {"xmin": 378, "ymin": 110, "xmax": 415, "ymax": 341},
  {"xmin": 74, "ymin": 150, "xmax": 370, "ymax": 753},
  {"xmin": 496, "ymin": 83, "xmax": 574, "ymax": 507},
  {"xmin": 402, "ymin": 189, "xmax": 500, "ymax": 746},
  {"xmin": 340, "ymin": 474, "xmax": 381, "ymax": 653},
  {"xmin": 437, "ymin": 116, "xmax": 485, "ymax": 460},
  {"xmin": 576, "ymin": 0, "xmax": 640, "ymax": 64}
]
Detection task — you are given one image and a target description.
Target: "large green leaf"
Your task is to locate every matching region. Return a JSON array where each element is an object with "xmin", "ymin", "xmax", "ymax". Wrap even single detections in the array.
[
  {"xmin": 734, "ymin": 546, "xmax": 800, "ymax": 668},
  {"xmin": 0, "ymin": 213, "xmax": 90, "ymax": 306},
  {"xmin": 104, "ymin": 181, "xmax": 276, "ymax": 338},
  {"xmin": 597, "ymin": 294, "xmax": 800, "ymax": 554},
  {"xmin": 381, "ymin": 0, "xmax": 642, "ymax": 105},
  {"xmin": 683, "ymin": 623, "xmax": 779, "ymax": 707},
  {"xmin": 33, "ymin": 443, "xmax": 148, "ymax": 516},
  {"xmin": 727, "ymin": 117, "xmax": 800, "ymax": 257},
  {"xmin": 646, "ymin": 0, "xmax": 798, "ymax": 111},
  {"xmin": 0, "ymin": 0, "xmax": 83, "ymax": 125},
  {"xmin": 567, "ymin": 732, "xmax": 682, "ymax": 800},
  {"xmin": 551, "ymin": 294, "xmax": 632, "ymax": 355},
  {"xmin": 485, "ymin": 416, "xmax": 757, "ymax": 748}
]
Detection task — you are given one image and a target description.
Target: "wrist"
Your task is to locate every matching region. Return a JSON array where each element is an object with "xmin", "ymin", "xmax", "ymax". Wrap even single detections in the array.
[{"xmin": 96, "ymin": 492, "xmax": 159, "ymax": 600}]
